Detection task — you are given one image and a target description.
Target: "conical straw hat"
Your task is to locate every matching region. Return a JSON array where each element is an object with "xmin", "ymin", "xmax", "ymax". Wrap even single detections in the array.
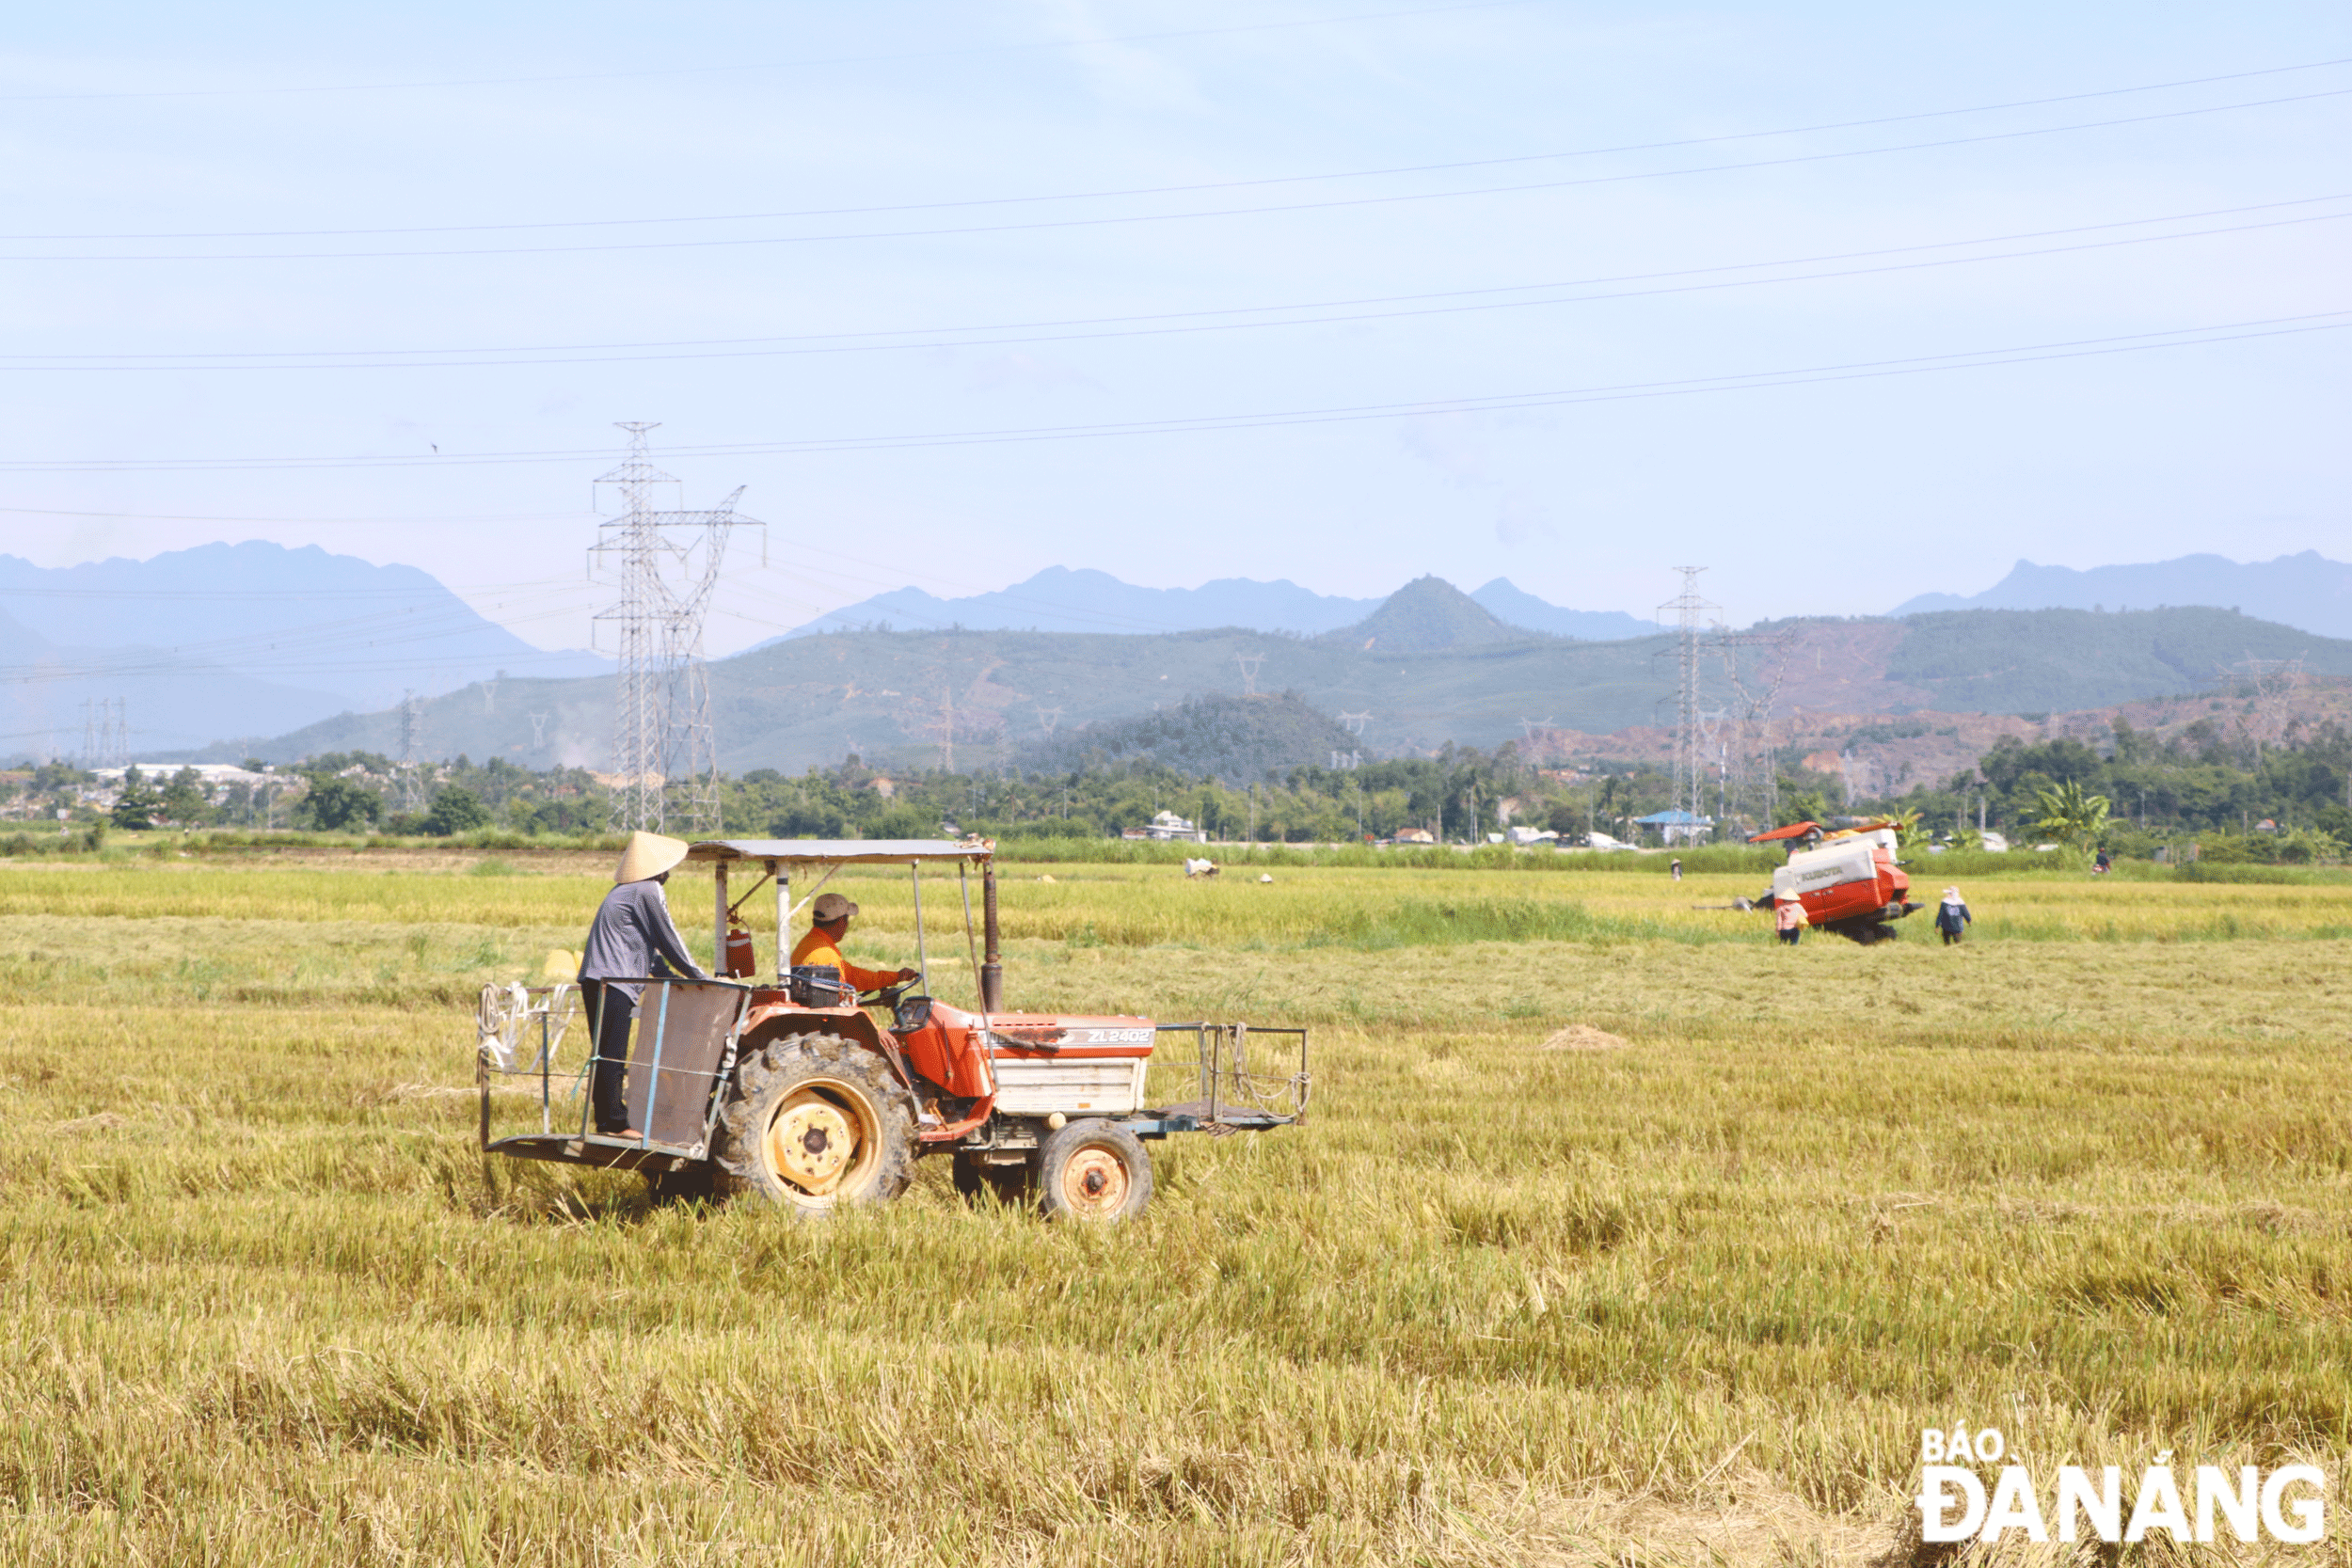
[{"xmin": 613, "ymin": 831, "xmax": 691, "ymax": 884}]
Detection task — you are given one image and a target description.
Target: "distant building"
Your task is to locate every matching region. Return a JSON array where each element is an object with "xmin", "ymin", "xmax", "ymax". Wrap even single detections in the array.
[
  {"xmin": 1506, "ymin": 825, "xmax": 1559, "ymax": 847},
  {"xmin": 1632, "ymin": 808, "xmax": 1712, "ymax": 847},
  {"xmin": 1121, "ymin": 810, "xmax": 1207, "ymax": 844},
  {"xmin": 1392, "ymin": 827, "xmax": 1436, "ymax": 845},
  {"xmin": 91, "ymin": 764, "xmax": 273, "ymax": 788}
]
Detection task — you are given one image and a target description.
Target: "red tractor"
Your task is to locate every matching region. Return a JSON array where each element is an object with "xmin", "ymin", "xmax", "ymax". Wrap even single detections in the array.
[
  {"xmin": 474, "ymin": 839, "xmax": 1308, "ymax": 1220},
  {"xmin": 1738, "ymin": 820, "xmax": 1922, "ymax": 943}
]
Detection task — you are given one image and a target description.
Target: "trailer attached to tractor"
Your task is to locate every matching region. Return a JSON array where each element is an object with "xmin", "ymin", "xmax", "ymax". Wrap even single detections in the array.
[{"xmin": 474, "ymin": 839, "xmax": 1308, "ymax": 1220}]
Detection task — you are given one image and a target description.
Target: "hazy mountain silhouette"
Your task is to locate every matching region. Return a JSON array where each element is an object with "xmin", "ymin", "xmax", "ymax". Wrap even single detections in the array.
[
  {"xmin": 1893, "ymin": 551, "xmax": 2352, "ymax": 640},
  {"xmin": 770, "ymin": 566, "xmax": 1649, "ymax": 642},
  {"xmin": 0, "ymin": 542, "xmax": 607, "ymax": 756},
  {"xmin": 1468, "ymin": 578, "xmax": 1652, "ymax": 640}
]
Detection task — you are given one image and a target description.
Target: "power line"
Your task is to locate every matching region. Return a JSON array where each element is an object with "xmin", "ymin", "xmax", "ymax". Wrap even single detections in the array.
[
  {"xmin": 8, "ymin": 88, "xmax": 2345, "ymax": 263},
  {"xmin": 12, "ymin": 56, "xmax": 2345, "ymax": 238},
  {"xmin": 0, "ymin": 1, "xmax": 1545, "ymax": 105},
  {"xmin": 0, "ymin": 310, "xmax": 2336, "ymax": 483},
  {"xmin": 15, "ymin": 195, "xmax": 2344, "ymax": 372},
  {"xmin": 0, "ymin": 502, "xmax": 589, "ymax": 522}
]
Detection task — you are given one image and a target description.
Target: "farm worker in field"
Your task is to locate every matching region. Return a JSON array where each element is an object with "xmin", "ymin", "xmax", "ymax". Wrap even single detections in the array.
[
  {"xmin": 1935, "ymin": 886, "xmax": 1971, "ymax": 945},
  {"xmin": 791, "ymin": 891, "xmax": 919, "ymax": 997},
  {"xmin": 1670, "ymin": 858, "xmax": 1683, "ymax": 881},
  {"xmin": 1773, "ymin": 896, "xmax": 1805, "ymax": 946},
  {"xmin": 578, "ymin": 832, "xmax": 709, "ymax": 1139}
]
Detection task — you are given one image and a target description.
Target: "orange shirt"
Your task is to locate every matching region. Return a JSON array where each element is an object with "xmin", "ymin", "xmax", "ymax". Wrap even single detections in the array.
[{"xmin": 789, "ymin": 926, "xmax": 900, "ymax": 994}]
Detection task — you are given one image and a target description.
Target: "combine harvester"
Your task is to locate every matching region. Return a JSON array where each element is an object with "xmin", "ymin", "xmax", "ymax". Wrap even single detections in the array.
[
  {"xmin": 1729, "ymin": 819, "xmax": 1923, "ymax": 944},
  {"xmin": 473, "ymin": 838, "xmax": 1309, "ymax": 1221}
]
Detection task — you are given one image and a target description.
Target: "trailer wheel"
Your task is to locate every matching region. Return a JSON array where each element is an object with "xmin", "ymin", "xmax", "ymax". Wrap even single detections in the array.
[
  {"xmin": 952, "ymin": 1151, "xmax": 1035, "ymax": 1206},
  {"xmin": 1037, "ymin": 1119, "xmax": 1152, "ymax": 1223},
  {"xmin": 711, "ymin": 1032, "xmax": 917, "ymax": 1215}
]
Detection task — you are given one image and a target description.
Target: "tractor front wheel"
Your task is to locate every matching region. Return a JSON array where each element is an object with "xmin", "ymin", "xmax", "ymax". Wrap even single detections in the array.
[
  {"xmin": 711, "ymin": 1032, "xmax": 917, "ymax": 1215},
  {"xmin": 1037, "ymin": 1119, "xmax": 1152, "ymax": 1223}
]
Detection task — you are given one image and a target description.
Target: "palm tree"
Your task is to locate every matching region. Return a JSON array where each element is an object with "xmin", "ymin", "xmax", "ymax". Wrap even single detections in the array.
[{"xmin": 2031, "ymin": 779, "xmax": 2110, "ymax": 849}]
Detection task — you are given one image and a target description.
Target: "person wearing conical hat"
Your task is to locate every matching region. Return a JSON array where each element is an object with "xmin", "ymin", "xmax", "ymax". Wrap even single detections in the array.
[
  {"xmin": 577, "ymin": 832, "xmax": 708, "ymax": 1139},
  {"xmin": 1934, "ymin": 885, "xmax": 1971, "ymax": 946}
]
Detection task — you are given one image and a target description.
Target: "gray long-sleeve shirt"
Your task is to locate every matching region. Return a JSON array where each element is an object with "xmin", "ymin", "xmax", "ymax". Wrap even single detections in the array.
[{"xmin": 578, "ymin": 879, "xmax": 707, "ymax": 1002}]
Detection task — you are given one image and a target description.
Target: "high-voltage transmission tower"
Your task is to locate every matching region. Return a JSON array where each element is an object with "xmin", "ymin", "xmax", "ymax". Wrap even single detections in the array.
[
  {"xmin": 396, "ymin": 693, "xmax": 427, "ymax": 813},
  {"xmin": 2224, "ymin": 653, "xmax": 2304, "ymax": 764},
  {"xmin": 591, "ymin": 422, "xmax": 763, "ymax": 835},
  {"xmin": 1657, "ymin": 567, "xmax": 1719, "ymax": 830},
  {"xmin": 81, "ymin": 699, "xmax": 128, "ymax": 768}
]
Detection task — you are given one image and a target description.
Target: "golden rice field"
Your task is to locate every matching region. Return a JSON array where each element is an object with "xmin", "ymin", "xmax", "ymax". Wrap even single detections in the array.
[{"xmin": 1, "ymin": 847, "xmax": 2348, "ymax": 1565}]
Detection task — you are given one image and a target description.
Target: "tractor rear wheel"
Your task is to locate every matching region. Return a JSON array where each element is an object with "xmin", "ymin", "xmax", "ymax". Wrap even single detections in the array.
[
  {"xmin": 1037, "ymin": 1118, "xmax": 1152, "ymax": 1223},
  {"xmin": 710, "ymin": 1032, "xmax": 917, "ymax": 1215}
]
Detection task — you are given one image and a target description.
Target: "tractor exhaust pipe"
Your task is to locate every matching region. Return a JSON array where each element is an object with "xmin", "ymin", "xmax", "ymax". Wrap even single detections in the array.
[{"xmin": 980, "ymin": 859, "xmax": 1003, "ymax": 1011}]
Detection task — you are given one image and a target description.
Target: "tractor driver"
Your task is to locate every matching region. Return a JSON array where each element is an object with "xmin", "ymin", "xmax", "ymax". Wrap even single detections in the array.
[{"xmin": 791, "ymin": 891, "xmax": 919, "ymax": 999}]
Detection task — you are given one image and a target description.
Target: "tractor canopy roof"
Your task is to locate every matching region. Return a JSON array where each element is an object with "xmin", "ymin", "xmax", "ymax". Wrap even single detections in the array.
[{"xmin": 687, "ymin": 838, "xmax": 994, "ymax": 867}]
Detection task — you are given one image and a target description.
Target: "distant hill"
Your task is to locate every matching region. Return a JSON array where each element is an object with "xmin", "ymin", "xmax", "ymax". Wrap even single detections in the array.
[
  {"xmin": 211, "ymin": 598, "xmax": 2352, "ymax": 776},
  {"xmin": 1033, "ymin": 692, "xmax": 1360, "ymax": 784},
  {"xmin": 0, "ymin": 542, "xmax": 607, "ymax": 758},
  {"xmin": 1468, "ymin": 578, "xmax": 1654, "ymax": 641},
  {"xmin": 1893, "ymin": 551, "xmax": 2352, "ymax": 640},
  {"xmin": 1885, "ymin": 605, "xmax": 2341, "ymax": 712},
  {"xmin": 1327, "ymin": 575, "xmax": 1525, "ymax": 652},
  {"xmin": 770, "ymin": 566, "xmax": 1377, "ymax": 639},
  {"xmin": 767, "ymin": 565, "xmax": 1648, "ymax": 643},
  {"xmin": 0, "ymin": 601, "xmax": 347, "ymax": 758}
]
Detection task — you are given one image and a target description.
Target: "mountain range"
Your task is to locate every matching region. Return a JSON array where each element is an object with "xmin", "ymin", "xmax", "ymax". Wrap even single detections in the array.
[
  {"xmin": 217, "ymin": 587, "xmax": 2352, "ymax": 776},
  {"xmin": 767, "ymin": 565, "xmax": 1657, "ymax": 643},
  {"xmin": 8, "ymin": 540, "xmax": 2350, "ymax": 767},
  {"xmin": 1891, "ymin": 551, "xmax": 2352, "ymax": 640},
  {"xmin": 0, "ymin": 543, "xmax": 606, "ymax": 757}
]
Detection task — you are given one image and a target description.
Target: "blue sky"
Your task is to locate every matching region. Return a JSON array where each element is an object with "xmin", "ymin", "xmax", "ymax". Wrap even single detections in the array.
[{"xmin": 1, "ymin": 1, "xmax": 2344, "ymax": 656}]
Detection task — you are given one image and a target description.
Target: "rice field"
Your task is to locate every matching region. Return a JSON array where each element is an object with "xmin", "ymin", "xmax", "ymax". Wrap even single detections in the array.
[{"xmin": 1, "ymin": 847, "xmax": 2348, "ymax": 1564}]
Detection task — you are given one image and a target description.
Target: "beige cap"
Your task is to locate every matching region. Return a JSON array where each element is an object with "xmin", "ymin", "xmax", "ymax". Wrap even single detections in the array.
[
  {"xmin": 613, "ymin": 831, "xmax": 691, "ymax": 884},
  {"xmin": 811, "ymin": 892, "xmax": 858, "ymax": 923}
]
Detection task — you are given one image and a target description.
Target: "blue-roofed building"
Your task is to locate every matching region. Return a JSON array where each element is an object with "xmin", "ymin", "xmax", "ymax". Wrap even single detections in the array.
[{"xmin": 1632, "ymin": 808, "xmax": 1712, "ymax": 847}]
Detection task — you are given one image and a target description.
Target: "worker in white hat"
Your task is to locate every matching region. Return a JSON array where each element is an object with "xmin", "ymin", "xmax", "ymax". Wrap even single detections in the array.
[
  {"xmin": 577, "ymin": 832, "xmax": 708, "ymax": 1138},
  {"xmin": 789, "ymin": 890, "xmax": 918, "ymax": 998},
  {"xmin": 1935, "ymin": 885, "xmax": 1972, "ymax": 946}
]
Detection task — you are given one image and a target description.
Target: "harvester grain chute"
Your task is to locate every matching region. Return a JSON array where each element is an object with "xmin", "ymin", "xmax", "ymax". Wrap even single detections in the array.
[{"xmin": 474, "ymin": 839, "xmax": 1309, "ymax": 1220}]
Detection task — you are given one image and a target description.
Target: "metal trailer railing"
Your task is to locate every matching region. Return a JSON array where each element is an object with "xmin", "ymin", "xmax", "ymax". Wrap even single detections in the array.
[
  {"xmin": 475, "ymin": 981, "xmax": 582, "ymax": 1143},
  {"xmin": 1139, "ymin": 1022, "xmax": 1311, "ymax": 1133},
  {"xmin": 475, "ymin": 978, "xmax": 748, "ymax": 1168}
]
